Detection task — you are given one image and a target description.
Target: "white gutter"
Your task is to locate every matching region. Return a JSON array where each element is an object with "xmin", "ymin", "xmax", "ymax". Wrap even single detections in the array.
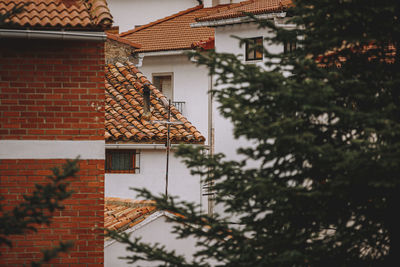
[
  {"xmin": 191, "ymin": 12, "xmax": 287, "ymax": 28},
  {"xmin": 105, "ymin": 143, "xmax": 207, "ymax": 150},
  {"xmin": 138, "ymin": 49, "xmax": 189, "ymax": 57},
  {"xmin": 0, "ymin": 29, "xmax": 106, "ymax": 41}
]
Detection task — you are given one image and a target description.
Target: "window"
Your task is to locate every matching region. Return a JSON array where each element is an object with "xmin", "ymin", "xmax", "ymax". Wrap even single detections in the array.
[
  {"xmin": 284, "ymin": 41, "xmax": 297, "ymax": 54},
  {"xmin": 105, "ymin": 149, "xmax": 140, "ymax": 173},
  {"xmin": 153, "ymin": 73, "xmax": 173, "ymax": 100},
  {"xmin": 245, "ymin": 37, "xmax": 263, "ymax": 61}
]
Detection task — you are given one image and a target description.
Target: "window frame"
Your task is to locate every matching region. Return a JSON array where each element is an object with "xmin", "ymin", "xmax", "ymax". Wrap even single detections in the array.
[
  {"xmin": 152, "ymin": 72, "xmax": 174, "ymax": 100},
  {"xmin": 105, "ymin": 149, "xmax": 140, "ymax": 174},
  {"xmin": 245, "ymin": 37, "xmax": 264, "ymax": 61}
]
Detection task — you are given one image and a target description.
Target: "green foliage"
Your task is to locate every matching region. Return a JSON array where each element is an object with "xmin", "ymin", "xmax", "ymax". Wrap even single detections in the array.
[
  {"xmin": 109, "ymin": 0, "xmax": 400, "ymax": 266},
  {"xmin": 0, "ymin": 159, "xmax": 79, "ymax": 266}
]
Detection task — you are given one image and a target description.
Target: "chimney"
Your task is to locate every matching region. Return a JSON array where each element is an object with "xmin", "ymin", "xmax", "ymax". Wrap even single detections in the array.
[{"xmin": 142, "ymin": 83, "xmax": 151, "ymax": 119}]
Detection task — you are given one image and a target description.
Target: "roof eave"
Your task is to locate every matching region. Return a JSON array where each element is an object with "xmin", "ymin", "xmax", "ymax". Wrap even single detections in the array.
[
  {"xmin": 105, "ymin": 142, "xmax": 206, "ymax": 149},
  {"xmin": 0, "ymin": 28, "xmax": 107, "ymax": 41},
  {"xmin": 191, "ymin": 11, "xmax": 287, "ymax": 28},
  {"xmin": 104, "ymin": 210, "xmax": 176, "ymax": 248},
  {"xmin": 136, "ymin": 49, "xmax": 192, "ymax": 57}
]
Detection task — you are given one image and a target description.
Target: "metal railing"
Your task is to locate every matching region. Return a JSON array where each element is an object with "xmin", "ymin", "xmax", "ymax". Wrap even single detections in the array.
[{"xmin": 172, "ymin": 101, "xmax": 185, "ymax": 114}]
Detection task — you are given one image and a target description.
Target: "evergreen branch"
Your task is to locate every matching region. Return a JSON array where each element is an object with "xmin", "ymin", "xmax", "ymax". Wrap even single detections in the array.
[{"xmin": 0, "ymin": 158, "xmax": 79, "ymax": 265}]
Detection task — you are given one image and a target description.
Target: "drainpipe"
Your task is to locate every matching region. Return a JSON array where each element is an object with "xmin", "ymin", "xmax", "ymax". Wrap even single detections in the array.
[
  {"xmin": 207, "ymin": 74, "xmax": 215, "ymax": 216},
  {"xmin": 0, "ymin": 29, "xmax": 106, "ymax": 41},
  {"xmin": 135, "ymin": 54, "xmax": 144, "ymax": 67}
]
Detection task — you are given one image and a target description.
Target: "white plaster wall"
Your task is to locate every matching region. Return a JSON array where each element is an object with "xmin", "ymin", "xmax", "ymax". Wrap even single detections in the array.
[
  {"xmin": 139, "ymin": 54, "xmax": 210, "ymax": 142},
  {"xmin": 108, "ymin": 0, "xmax": 199, "ymax": 33},
  {"xmin": 0, "ymin": 140, "xmax": 104, "ymax": 159},
  {"xmin": 105, "ymin": 149, "xmax": 205, "ymax": 208},
  {"xmin": 215, "ymin": 22, "xmax": 282, "ymax": 64},
  {"xmin": 212, "ymin": 23, "xmax": 282, "ymax": 162},
  {"xmin": 105, "ymin": 215, "xmax": 200, "ymax": 266},
  {"xmin": 204, "ymin": 0, "xmax": 242, "ymax": 8}
]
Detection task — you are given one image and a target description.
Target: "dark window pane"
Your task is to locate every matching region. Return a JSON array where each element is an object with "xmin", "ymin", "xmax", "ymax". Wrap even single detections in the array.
[
  {"xmin": 246, "ymin": 37, "xmax": 263, "ymax": 61},
  {"xmin": 255, "ymin": 38, "xmax": 263, "ymax": 59},
  {"xmin": 106, "ymin": 150, "xmax": 137, "ymax": 173}
]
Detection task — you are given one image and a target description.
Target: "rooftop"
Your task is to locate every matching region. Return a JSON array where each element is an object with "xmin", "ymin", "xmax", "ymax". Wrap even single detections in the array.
[
  {"xmin": 104, "ymin": 197, "xmax": 156, "ymax": 234},
  {"xmin": 119, "ymin": 5, "xmax": 223, "ymax": 53},
  {"xmin": 0, "ymin": 0, "xmax": 113, "ymax": 29},
  {"xmin": 196, "ymin": 0, "xmax": 292, "ymax": 23},
  {"xmin": 105, "ymin": 62, "xmax": 205, "ymax": 144}
]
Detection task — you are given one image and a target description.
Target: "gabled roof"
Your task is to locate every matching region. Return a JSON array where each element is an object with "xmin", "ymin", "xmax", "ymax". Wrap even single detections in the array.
[
  {"xmin": 0, "ymin": 0, "xmax": 113, "ymax": 29},
  {"xmin": 196, "ymin": 0, "xmax": 292, "ymax": 22},
  {"xmin": 105, "ymin": 62, "xmax": 205, "ymax": 144},
  {"xmin": 104, "ymin": 197, "xmax": 156, "ymax": 234},
  {"xmin": 119, "ymin": 5, "xmax": 224, "ymax": 53}
]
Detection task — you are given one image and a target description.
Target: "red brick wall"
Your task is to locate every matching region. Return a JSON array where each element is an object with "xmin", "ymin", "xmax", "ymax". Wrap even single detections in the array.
[
  {"xmin": 0, "ymin": 159, "xmax": 104, "ymax": 266},
  {"xmin": 0, "ymin": 39, "xmax": 105, "ymax": 266},
  {"xmin": 0, "ymin": 39, "xmax": 105, "ymax": 140}
]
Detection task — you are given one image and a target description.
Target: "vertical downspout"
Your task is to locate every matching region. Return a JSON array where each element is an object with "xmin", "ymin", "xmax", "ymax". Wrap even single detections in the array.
[{"xmin": 207, "ymin": 74, "xmax": 215, "ymax": 216}]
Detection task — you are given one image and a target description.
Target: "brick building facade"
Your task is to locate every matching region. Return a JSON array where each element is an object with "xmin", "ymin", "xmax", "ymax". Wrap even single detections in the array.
[{"xmin": 0, "ymin": 0, "xmax": 112, "ymax": 265}]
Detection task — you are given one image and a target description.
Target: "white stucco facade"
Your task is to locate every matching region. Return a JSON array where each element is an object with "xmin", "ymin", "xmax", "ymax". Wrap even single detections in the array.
[
  {"xmin": 138, "ymin": 54, "xmax": 210, "ymax": 141},
  {"xmin": 105, "ymin": 212, "xmax": 201, "ymax": 267},
  {"xmin": 107, "ymin": 0, "xmax": 199, "ymax": 32},
  {"xmin": 105, "ymin": 148, "xmax": 207, "ymax": 210},
  {"xmin": 212, "ymin": 22, "xmax": 284, "ymax": 162}
]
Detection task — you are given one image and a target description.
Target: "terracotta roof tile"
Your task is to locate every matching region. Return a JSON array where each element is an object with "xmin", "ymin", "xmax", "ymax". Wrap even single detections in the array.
[
  {"xmin": 104, "ymin": 197, "xmax": 156, "ymax": 234},
  {"xmin": 196, "ymin": 0, "xmax": 292, "ymax": 22},
  {"xmin": 105, "ymin": 62, "xmax": 205, "ymax": 144},
  {"xmin": 119, "ymin": 5, "xmax": 225, "ymax": 53},
  {"xmin": 192, "ymin": 37, "xmax": 215, "ymax": 51},
  {"xmin": 0, "ymin": 0, "xmax": 112, "ymax": 29}
]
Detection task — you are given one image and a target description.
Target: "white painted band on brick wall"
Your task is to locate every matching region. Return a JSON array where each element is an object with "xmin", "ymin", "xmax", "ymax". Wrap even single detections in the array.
[{"xmin": 0, "ymin": 140, "xmax": 105, "ymax": 159}]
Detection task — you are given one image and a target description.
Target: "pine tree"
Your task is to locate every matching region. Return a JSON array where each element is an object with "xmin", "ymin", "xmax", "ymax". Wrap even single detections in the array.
[{"xmin": 108, "ymin": 0, "xmax": 400, "ymax": 265}]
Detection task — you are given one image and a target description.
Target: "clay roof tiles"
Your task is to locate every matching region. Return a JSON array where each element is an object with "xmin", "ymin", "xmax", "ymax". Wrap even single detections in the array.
[
  {"xmin": 0, "ymin": 0, "xmax": 112, "ymax": 29},
  {"xmin": 104, "ymin": 197, "xmax": 156, "ymax": 233},
  {"xmin": 196, "ymin": 0, "xmax": 292, "ymax": 22},
  {"xmin": 105, "ymin": 62, "xmax": 205, "ymax": 144},
  {"xmin": 119, "ymin": 5, "xmax": 222, "ymax": 53}
]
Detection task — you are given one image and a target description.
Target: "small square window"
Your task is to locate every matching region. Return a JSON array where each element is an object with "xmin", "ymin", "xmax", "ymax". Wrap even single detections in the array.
[
  {"xmin": 105, "ymin": 149, "xmax": 140, "ymax": 173},
  {"xmin": 245, "ymin": 37, "xmax": 263, "ymax": 61}
]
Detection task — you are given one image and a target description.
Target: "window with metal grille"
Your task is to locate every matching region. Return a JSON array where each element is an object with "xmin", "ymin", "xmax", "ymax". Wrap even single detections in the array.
[
  {"xmin": 245, "ymin": 37, "xmax": 263, "ymax": 61},
  {"xmin": 105, "ymin": 149, "xmax": 140, "ymax": 173}
]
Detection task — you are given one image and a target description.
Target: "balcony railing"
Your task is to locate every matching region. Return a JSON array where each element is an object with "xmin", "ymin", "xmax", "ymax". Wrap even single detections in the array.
[{"xmin": 172, "ymin": 101, "xmax": 185, "ymax": 114}]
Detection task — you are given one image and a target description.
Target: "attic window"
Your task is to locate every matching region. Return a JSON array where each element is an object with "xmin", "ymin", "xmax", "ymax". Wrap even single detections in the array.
[
  {"xmin": 245, "ymin": 37, "xmax": 263, "ymax": 61},
  {"xmin": 153, "ymin": 73, "xmax": 173, "ymax": 100},
  {"xmin": 106, "ymin": 149, "xmax": 140, "ymax": 174}
]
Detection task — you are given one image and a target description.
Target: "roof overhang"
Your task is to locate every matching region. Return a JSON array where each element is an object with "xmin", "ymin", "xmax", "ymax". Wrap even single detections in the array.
[
  {"xmin": 104, "ymin": 210, "xmax": 176, "ymax": 248},
  {"xmin": 105, "ymin": 143, "xmax": 207, "ymax": 150},
  {"xmin": 191, "ymin": 11, "xmax": 287, "ymax": 28},
  {"xmin": 137, "ymin": 49, "xmax": 192, "ymax": 57},
  {"xmin": 0, "ymin": 28, "xmax": 106, "ymax": 41}
]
